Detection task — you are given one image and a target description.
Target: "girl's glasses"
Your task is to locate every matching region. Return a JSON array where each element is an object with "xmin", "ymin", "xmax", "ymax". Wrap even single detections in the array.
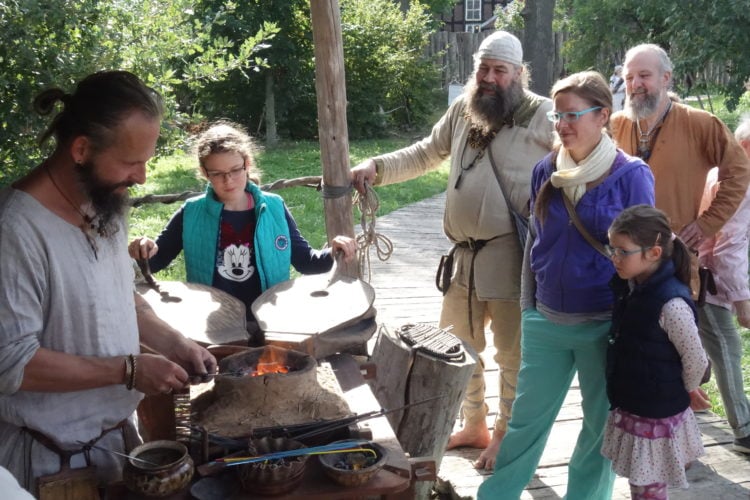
[
  {"xmin": 546, "ymin": 106, "xmax": 602, "ymax": 123},
  {"xmin": 605, "ymin": 245, "xmax": 652, "ymax": 259},
  {"xmin": 205, "ymin": 165, "xmax": 246, "ymax": 182}
]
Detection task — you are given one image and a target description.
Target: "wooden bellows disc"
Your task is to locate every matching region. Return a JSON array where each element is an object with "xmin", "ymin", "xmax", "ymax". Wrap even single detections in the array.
[
  {"xmin": 136, "ymin": 281, "xmax": 249, "ymax": 346},
  {"xmin": 252, "ymin": 274, "xmax": 375, "ymax": 335}
]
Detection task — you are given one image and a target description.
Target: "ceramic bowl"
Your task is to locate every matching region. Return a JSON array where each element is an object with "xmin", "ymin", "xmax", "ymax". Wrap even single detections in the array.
[
  {"xmin": 123, "ymin": 440, "xmax": 194, "ymax": 497},
  {"xmin": 318, "ymin": 441, "xmax": 387, "ymax": 487},
  {"xmin": 237, "ymin": 436, "xmax": 308, "ymax": 496}
]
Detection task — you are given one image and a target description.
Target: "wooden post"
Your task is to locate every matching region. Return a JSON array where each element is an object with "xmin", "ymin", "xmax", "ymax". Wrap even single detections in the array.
[{"xmin": 309, "ymin": 0, "xmax": 358, "ymax": 278}]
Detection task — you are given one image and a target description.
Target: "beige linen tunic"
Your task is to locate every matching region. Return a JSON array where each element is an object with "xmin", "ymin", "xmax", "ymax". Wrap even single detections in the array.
[{"xmin": 374, "ymin": 91, "xmax": 554, "ymax": 300}]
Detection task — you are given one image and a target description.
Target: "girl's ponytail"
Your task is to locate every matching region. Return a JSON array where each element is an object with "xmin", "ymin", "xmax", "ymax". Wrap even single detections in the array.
[{"xmin": 670, "ymin": 235, "xmax": 692, "ymax": 287}]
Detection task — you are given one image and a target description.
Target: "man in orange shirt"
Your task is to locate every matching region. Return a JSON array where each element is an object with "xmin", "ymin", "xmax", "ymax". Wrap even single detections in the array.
[{"xmin": 612, "ymin": 44, "xmax": 749, "ymax": 254}]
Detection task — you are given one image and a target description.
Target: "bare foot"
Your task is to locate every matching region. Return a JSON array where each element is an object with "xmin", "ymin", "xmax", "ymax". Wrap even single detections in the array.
[
  {"xmin": 473, "ymin": 429, "xmax": 505, "ymax": 470},
  {"xmin": 446, "ymin": 423, "xmax": 491, "ymax": 450}
]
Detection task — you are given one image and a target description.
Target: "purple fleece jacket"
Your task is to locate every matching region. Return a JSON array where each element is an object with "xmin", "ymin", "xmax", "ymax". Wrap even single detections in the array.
[{"xmin": 530, "ymin": 150, "xmax": 655, "ymax": 313}]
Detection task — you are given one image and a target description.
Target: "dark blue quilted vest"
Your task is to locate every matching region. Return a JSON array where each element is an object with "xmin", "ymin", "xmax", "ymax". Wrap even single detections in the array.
[{"xmin": 607, "ymin": 260, "xmax": 697, "ymax": 418}]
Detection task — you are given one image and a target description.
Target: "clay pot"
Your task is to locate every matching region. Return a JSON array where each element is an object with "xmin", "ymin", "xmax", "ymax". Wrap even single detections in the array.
[
  {"xmin": 318, "ymin": 441, "xmax": 387, "ymax": 487},
  {"xmin": 237, "ymin": 437, "xmax": 308, "ymax": 496},
  {"xmin": 123, "ymin": 440, "xmax": 194, "ymax": 497}
]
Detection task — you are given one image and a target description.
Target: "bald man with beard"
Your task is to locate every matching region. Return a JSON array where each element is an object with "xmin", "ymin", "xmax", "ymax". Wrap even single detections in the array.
[{"xmin": 350, "ymin": 31, "xmax": 554, "ymax": 470}]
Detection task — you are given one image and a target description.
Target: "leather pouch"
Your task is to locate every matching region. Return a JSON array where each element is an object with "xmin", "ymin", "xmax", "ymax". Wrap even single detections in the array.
[
  {"xmin": 696, "ymin": 266, "xmax": 717, "ymax": 307},
  {"xmin": 435, "ymin": 249, "xmax": 455, "ymax": 295}
]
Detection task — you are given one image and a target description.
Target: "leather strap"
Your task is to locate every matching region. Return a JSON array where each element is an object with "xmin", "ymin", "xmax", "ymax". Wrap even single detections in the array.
[
  {"xmin": 487, "ymin": 148, "xmax": 525, "ymax": 222},
  {"xmin": 23, "ymin": 419, "xmax": 128, "ymax": 471},
  {"xmin": 561, "ymin": 192, "xmax": 609, "ymax": 258}
]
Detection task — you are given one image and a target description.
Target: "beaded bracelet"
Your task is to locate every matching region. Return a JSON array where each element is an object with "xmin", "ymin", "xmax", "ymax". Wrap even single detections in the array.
[
  {"xmin": 126, "ymin": 354, "xmax": 137, "ymax": 391},
  {"xmin": 124, "ymin": 355, "xmax": 133, "ymax": 388}
]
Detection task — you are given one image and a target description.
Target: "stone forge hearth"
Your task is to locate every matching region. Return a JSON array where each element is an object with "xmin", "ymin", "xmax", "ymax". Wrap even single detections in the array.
[{"xmin": 192, "ymin": 346, "xmax": 352, "ymax": 437}]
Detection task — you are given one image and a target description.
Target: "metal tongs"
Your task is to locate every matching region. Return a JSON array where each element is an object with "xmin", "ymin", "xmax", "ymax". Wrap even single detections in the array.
[
  {"xmin": 76, "ymin": 441, "xmax": 160, "ymax": 467},
  {"xmin": 137, "ymin": 258, "xmax": 162, "ymax": 294},
  {"xmin": 197, "ymin": 369, "xmax": 246, "ymax": 379}
]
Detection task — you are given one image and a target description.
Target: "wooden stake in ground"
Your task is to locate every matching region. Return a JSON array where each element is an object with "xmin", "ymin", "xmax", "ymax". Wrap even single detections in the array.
[{"xmin": 309, "ymin": 0, "xmax": 358, "ymax": 279}]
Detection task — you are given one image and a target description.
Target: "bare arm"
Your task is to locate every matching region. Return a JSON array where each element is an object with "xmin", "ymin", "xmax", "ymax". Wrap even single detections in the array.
[
  {"xmin": 18, "ymin": 296, "xmax": 217, "ymax": 395},
  {"xmin": 135, "ymin": 294, "xmax": 217, "ymax": 381},
  {"xmin": 19, "ymin": 348, "xmax": 126, "ymax": 392}
]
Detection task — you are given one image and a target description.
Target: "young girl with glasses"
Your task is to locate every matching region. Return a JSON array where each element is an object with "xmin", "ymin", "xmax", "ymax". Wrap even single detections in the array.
[
  {"xmin": 603, "ymin": 204, "xmax": 709, "ymax": 500},
  {"xmin": 129, "ymin": 121, "xmax": 356, "ymax": 342}
]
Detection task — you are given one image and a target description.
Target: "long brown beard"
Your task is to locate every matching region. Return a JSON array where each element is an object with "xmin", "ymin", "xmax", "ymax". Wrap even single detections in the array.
[{"xmin": 465, "ymin": 77, "xmax": 524, "ymax": 133}]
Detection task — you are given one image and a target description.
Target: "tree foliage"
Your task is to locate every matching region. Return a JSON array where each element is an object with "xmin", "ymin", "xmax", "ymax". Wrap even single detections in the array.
[
  {"xmin": 192, "ymin": 0, "xmax": 441, "ymax": 139},
  {"xmin": 558, "ymin": 0, "xmax": 750, "ymax": 109},
  {"xmin": 0, "ymin": 0, "xmax": 276, "ymax": 186},
  {"xmin": 340, "ymin": 0, "xmax": 441, "ymax": 137}
]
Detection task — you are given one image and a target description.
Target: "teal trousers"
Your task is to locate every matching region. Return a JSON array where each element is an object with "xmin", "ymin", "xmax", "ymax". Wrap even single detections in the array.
[{"xmin": 478, "ymin": 309, "xmax": 615, "ymax": 500}]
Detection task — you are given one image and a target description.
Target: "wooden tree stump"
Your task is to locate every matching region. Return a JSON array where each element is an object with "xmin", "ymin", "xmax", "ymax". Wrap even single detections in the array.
[{"xmin": 368, "ymin": 324, "xmax": 477, "ymax": 496}]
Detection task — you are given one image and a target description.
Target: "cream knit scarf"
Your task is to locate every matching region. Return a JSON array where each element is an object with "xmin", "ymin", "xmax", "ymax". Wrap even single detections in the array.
[{"xmin": 551, "ymin": 132, "xmax": 617, "ymax": 204}]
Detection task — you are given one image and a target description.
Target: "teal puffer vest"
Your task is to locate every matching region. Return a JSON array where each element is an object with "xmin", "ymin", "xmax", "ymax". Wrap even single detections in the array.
[{"xmin": 182, "ymin": 182, "xmax": 291, "ymax": 290}]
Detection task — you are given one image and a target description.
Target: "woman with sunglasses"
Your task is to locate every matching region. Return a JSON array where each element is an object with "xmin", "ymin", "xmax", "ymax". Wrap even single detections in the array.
[
  {"xmin": 479, "ymin": 71, "xmax": 654, "ymax": 499},
  {"xmin": 129, "ymin": 121, "xmax": 355, "ymax": 343}
]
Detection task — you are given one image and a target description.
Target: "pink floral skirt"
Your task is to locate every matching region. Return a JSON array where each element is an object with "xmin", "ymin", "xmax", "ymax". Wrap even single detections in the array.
[{"xmin": 601, "ymin": 407, "xmax": 704, "ymax": 488}]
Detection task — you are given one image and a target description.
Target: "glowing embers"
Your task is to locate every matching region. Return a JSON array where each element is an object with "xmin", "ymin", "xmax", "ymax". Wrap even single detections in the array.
[{"xmin": 246, "ymin": 347, "xmax": 291, "ymax": 376}]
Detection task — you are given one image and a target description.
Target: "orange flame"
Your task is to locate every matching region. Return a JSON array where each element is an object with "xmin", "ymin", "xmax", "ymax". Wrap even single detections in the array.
[{"xmin": 251, "ymin": 348, "xmax": 291, "ymax": 376}]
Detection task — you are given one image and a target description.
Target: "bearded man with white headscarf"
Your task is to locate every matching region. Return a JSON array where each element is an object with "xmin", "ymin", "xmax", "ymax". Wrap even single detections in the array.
[{"xmin": 350, "ymin": 31, "xmax": 554, "ymax": 470}]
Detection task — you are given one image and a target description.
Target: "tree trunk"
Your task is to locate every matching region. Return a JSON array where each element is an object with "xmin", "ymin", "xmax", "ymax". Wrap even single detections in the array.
[
  {"xmin": 521, "ymin": 0, "xmax": 556, "ymax": 97},
  {"xmin": 309, "ymin": 0, "xmax": 357, "ymax": 279},
  {"xmin": 368, "ymin": 325, "xmax": 478, "ymax": 498},
  {"xmin": 264, "ymin": 72, "xmax": 278, "ymax": 146}
]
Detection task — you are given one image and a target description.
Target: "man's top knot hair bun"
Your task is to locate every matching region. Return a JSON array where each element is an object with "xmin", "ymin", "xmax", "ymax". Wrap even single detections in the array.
[{"xmin": 33, "ymin": 88, "xmax": 69, "ymax": 116}]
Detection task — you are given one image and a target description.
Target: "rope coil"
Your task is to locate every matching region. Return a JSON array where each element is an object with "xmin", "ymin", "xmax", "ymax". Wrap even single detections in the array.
[{"xmin": 353, "ymin": 182, "xmax": 393, "ymax": 281}]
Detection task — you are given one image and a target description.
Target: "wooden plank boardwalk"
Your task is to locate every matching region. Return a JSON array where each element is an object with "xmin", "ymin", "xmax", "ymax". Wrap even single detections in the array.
[{"xmin": 365, "ymin": 191, "xmax": 750, "ymax": 499}]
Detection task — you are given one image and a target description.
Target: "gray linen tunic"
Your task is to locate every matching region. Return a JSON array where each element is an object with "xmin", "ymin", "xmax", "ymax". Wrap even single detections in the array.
[{"xmin": 0, "ymin": 188, "xmax": 142, "ymax": 490}]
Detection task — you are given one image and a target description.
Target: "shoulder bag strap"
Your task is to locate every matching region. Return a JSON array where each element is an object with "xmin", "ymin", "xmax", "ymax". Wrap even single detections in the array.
[
  {"xmin": 561, "ymin": 192, "xmax": 609, "ymax": 258},
  {"xmin": 487, "ymin": 147, "xmax": 518, "ymax": 215}
]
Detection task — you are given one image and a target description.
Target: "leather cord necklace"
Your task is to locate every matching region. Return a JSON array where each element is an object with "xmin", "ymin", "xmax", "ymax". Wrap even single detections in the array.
[
  {"xmin": 455, "ymin": 126, "xmax": 498, "ymax": 189},
  {"xmin": 45, "ymin": 163, "xmax": 99, "ymax": 258}
]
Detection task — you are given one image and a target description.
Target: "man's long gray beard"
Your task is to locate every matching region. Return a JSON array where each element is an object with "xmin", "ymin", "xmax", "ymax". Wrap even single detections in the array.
[
  {"xmin": 625, "ymin": 89, "xmax": 661, "ymax": 121},
  {"xmin": 465, "ymin": 77, "xmax": 524, "ymax": 132}
]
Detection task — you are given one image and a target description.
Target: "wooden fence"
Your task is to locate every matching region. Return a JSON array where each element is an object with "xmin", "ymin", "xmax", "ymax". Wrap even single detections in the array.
[
  {"xmin": 426, "ymin": 30, "xmax": 565, "ymax": 97},
  {"xmin": 427, "ymin": 31, "xmax": 492, "ymax": 88}
]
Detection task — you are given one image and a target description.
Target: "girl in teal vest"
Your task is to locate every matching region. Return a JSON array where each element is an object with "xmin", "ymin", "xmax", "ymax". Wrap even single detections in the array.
[
  {"xmin": 129, "ymin": 121, "xmax": 355, "ymax": 341},
  {"xmin": 603, "ymin": 205, "xmax": 709, "ymax": 500}
]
